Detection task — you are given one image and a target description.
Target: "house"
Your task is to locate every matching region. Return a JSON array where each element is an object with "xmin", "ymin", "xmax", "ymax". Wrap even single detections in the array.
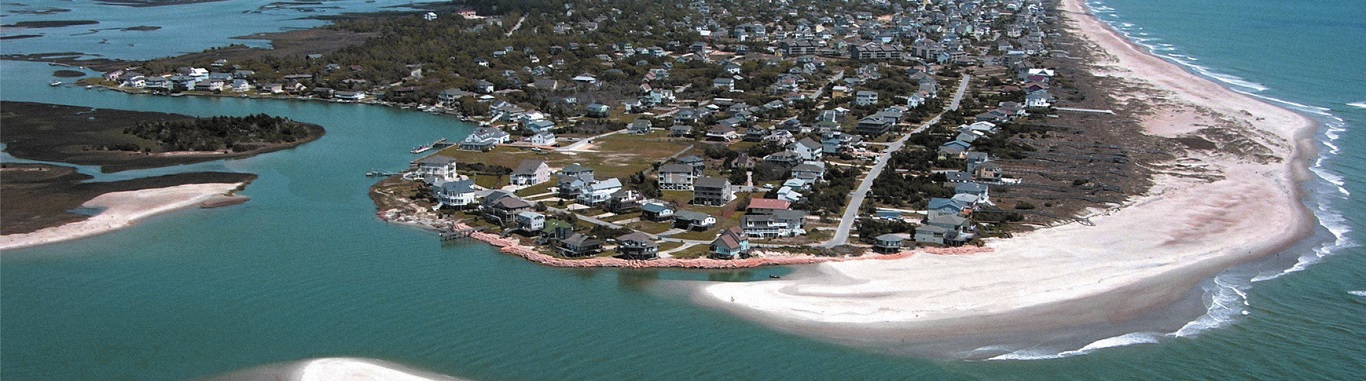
[
  {"xmin": 585, "ymin": 103, "xmax": 610, "ymax": 118},
  {"xmin": 524, "ymin": 119, "xmax": 556, "ymax": 134},
  {"xmin": 484, "ymin": 195, "xmax": 532, "ymax": 226},
  {"xmin": 673, "ymin": 108, "xmax": 705, "ymax": 125},
  {"xmin": 945, "ymin": 171, "xmax": 974, "ymax": 183},
  {"xmin": 706, "ymin": 125, "xmax": 738, "ymax": 141},
  {"xmin": 334, "ymin": 91, "xmax": 366, "ymax": 101},
  {"xmin": 741, "ymin": 210, "xmax": 807, "ymax": 238},
  {"xmin": 745, "ymin": 198, "xmax": 791, "ymax": 215},
  {"xmin": 606, "ymin": 189, "xmax": 645, "ymax": 213},
  {"xmin": 641, "ymin": 202, "xmax": 676, "ymax": 221},
  {"xmin": 556, "ymin": 174, "xmax": 593, "ymax": 199},
  {"xmin": 676, "ymin": 155, "xmax": 706, "ymax": 174},
  {"xmin": 673, "ymin": 210, "xmax": 716, "ymax": 230},
  {"xmin": 510, "ymin": 160, "xmax": 551, "ymax": 186},
  {"xmin": 433, "ymin": 180, "xmax": 477, "ymax": 208},
  {"xmin": 914, "ymin": 224, "xmax": 950, "ymax": 244},
  {"xmin": 669, "ymin": 125, "xmax": 693, "ymax": 137},
  {"xmin": 258, "ymin": 83, "xmax": 283, "ymax": 94},
  {"xmin": 743, "ymin": 127, "xmax": 768, "ymax": 142},
  {"xmin": 1025, "ymin": 89, "xmax": 1053, "ymax": 108},
  {"xmin": 615, "ymin": 232, "xmax": 658, "ymax": 259},
  {"xmin": 790, "ymin": 162, "xmax": 826, "ymax": 181},
  {"xmin": 763, "ymin": 151, "xmax": 803, "ymax": 167},
  {"xmin": 415, "ymin": 156, "xmax": 459, "ymax": 183},
  {"xmin": 710, "ymin": 226, "xmax": 750, "ymax": 259},
  {"xmin": 855, "ymin": 115, "xmax": 892, "ymax": 136},
  {"xmin": 712, "ymin": 78, "xmax": 735, "ymax": 91},
  {"xmin": 576, "ymin": 178, "xmax": 622, "ymax": 205},
  {"xmin": 459, "ymin": 127, "xmax": 511, "ymax": 151},
  {"xmin": 557, "ymin": 233, "xmax": 603, "ymax": 257},
  {"xmin": 692, "ymin": 177, "xmax": 734, "ymax": 206},
  {"xmin": 926, "ymin": 197, "xmax": 976, "ymax": 220},
  {"xmin": 529, "ymin": 131, "xmax": 557, "ymax": 146},
  {"xmin": 937, "ymin": 140, "xmax": 972, "ymax": 158},
  {"xmin": 954, "ymin": 182, "xmax": 990, "ymax": 203},
  {"xmin": 474, "ymin": 80, "xmax": 495, "ymax": 94},
  {"xmin": 658, "ymin": 164, "xmax": 697, "ymax": 190},
  {"xmin": 791, "ymin": 138, "xmax": 823, "ymax": 161},
  {"xmin": 965, "ymin": 152, "xmax": 991, "ymax": 172},
  {"xmin": 628, "ymin": 119, "xmax": 653, "ymax": 134},
  {"xmin": 974, "ymin": 162, "xmax": 1004, "ymax": 182},
  {"xmin": 873, "ymin": 233, "xmax": 909, "ymax": 253},
  {"xmin": 854, "ymin": 90, "xmax": 879, "ymax": 106}
]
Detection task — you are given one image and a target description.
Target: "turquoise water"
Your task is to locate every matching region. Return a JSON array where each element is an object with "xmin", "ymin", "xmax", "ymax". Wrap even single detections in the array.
[{"xmin": 3, "ymin": 0, "xmax": 1365, "ymax": 379}]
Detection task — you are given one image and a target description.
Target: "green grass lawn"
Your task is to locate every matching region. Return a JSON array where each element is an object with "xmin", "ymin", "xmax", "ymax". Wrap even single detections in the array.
[
  {"xmin": 515, "ymin": 181, "xmax": 555, "ymax": 197},
  {"xmin": 670, "ymin": 245, "xmax": 711, "ymax": 259},
  {"xmin": 657, "ymin": 241, "xmax": 686, "ymax": 252}
]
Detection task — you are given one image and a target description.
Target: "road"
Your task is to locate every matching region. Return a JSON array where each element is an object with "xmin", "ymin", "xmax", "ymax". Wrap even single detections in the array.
[
  {"xmin": 505, "ymin": 15, "xmax": 526, "ymax": 37},
  {"xmin": 821, "ymin": 74, "xmax": 970, "ymax": 247}
]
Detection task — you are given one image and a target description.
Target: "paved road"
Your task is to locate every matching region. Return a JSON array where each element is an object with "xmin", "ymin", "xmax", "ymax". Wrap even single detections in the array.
[{"xmin": 821, "ymin": 74, "xmax": 970, "ymax": 247}]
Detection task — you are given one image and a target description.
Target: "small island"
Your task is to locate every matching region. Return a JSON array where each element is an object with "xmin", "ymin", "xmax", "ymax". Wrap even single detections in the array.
[
  {"xmin": 0, "ymin": 102, "xmax": 325, "ymax": 250},
  {"xmin": 1, "ymin": 101, "xmax": 325, "ymax": 173}
]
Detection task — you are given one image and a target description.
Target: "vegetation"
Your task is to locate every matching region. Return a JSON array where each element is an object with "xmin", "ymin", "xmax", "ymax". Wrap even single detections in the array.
[{"xmin": 123, "ymin": 113, "xmax": 313, "ymax": 152}]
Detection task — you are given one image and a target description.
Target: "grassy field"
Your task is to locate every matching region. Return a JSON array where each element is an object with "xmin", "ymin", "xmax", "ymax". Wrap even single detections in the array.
[{"xmin": 432, "ymin": 130, "xmax": 695, "ymax": 187}]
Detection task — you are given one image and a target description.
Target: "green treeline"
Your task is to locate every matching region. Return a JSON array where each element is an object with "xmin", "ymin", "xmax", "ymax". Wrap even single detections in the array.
[{"xmin": 123, "ymin": 114, "xmax": 312, "ymax": 152}]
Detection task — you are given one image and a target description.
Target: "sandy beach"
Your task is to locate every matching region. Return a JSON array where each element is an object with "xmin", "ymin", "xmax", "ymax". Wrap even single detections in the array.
[
  {"xmin": 0, "ymin": 182, "xmax": 246, "ymax": 251},
  {"xmin": 698, "ymin": 0, "xmax": 1318, "ymax": 348}
]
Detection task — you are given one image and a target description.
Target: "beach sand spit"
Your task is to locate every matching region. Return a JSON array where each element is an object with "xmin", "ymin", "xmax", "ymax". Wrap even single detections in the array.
[
  {"xmin": 0, "ymin": 182, "xmax": 246, "ymax": 251},
  {"xmin": 695, "ymin": 0, "xmax": 1318, "ymax": 347}
]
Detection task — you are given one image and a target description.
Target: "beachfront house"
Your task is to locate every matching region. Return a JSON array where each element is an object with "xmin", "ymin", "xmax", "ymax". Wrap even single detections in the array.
[
  {"xmin": 557, "ymin": 233, "xmax": 603, "ymax": 257},
  {"xmin": 433, "ymin": 180, "xmax": 477, "ymax": 209},
  {"xmin": 740, "ymin": 210, "xmax": 807, "ymax": 238},
  {"xmin": 510, "ymin": 160, "xmax": 551, "ymax": 186},
  {"xmin": 615, "ymin": 232, "xmax": 659, "ymax": 259},
  {"xmin": 416, "ymin": 156, "xmax": 459, "ymax": 184},
  {"xmin": 954, "ymin": 182, "xmax": 990, "ymax": 204},
  {"xmin": 515, "ymin": 211, "xmax": 545, "ymax": 232},
  {"xmin": 710, "ymin": 226, "xmax": 750, "ymax": 259},
  {"xmin": 873, "ymin": 233, "xmax": 909, "ymax": 253},
  {"xmin": 692, "ymin": 177, "xmax": 735, "ymax": 206},
  {"xmin": 673, "ymin": 211, "xmax": 716, "ymax": 231},
  {"xmin": 914, "ymin": 225, "xmax": 950, "ymax": 244}
]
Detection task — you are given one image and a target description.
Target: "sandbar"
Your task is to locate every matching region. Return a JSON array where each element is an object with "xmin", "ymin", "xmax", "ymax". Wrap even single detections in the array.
[
  {"xmin": 0, "ymin": 182, "xmax": 245, "ymax": 251},
  {"xmin": 697, "ymin": 0, "xmax": 1318, "ymax": 349}
]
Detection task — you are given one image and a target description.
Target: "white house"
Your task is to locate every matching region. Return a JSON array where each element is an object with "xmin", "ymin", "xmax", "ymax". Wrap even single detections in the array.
[
  {"xmin": 577, "ymin": 178, "xmax": 622, "ymax": 205},
  {"xmin": 790, "ymin": 137, "xmax": 823, "ymax": 161},
  {"xmin": 510, "ymin": 159, "xmax": 551, "ymax": 186},
  {"xmin": 433, "ymin": 179, "xmax": 477, "ymax": 208},
  {"xmin": 529, "ymin": 131, "xmax": 556, "ymax": 146},
  {"xmin": 416, "ymin": 156, "xmax": 459, "ymax": 183}
]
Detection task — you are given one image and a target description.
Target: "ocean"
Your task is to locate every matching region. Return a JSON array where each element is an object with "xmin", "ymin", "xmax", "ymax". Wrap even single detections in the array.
[{"xmin": 2, "ymin": 0, "xmax": 1363, "ymax": 379}]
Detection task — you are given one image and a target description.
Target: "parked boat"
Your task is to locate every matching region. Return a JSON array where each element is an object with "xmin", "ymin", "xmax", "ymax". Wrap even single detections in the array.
[{"xmin": 49, "ymin": 81, "xmax": 62, "ymax": 86}]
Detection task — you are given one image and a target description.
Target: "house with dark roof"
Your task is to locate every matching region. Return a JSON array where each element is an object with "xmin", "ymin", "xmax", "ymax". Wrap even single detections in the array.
[
  {"xmin": 673, "ymin": 210, "xmax": 716, "ymax": 231},
  {"xmin": 954, "ymin": 182, "xmax": 990, "ymax": 203},
  {"xmin": 710, "ymin": 226, "xmax": 749, "ymax": 259},
  {"xmin": 856, "ymin": 115, "xmax": 892, "ymax": 136},
  {"xmin": 628, "ymin": 119, "xmax": 653, "ymax": 134},
  {"xmin": 615, "ymin": 232, "xmax": 659, "ymax": 259},
  {"xmin": 692, "ymin": 177, "xmax": 734, "ymax": 206},
  {"xmin": 641, "ymin": 202, "xmax": 676, "ymax": 221},
  {"xmin": 510, "ymin": 160, "xmax": 550, "ymax": 186},
  {"xmin": 459, "ymin": 127, "xmax": 510, "ymax": 151},
  {"xmin": 658, "ymin": 164, "xmax": 697, "ymax": 190},
  {"xmin": 433, "ymin": 180, "xmax": 477, "ymax": 208},
  {"xmin": 606, "ymin": 189, "xmax": 644, "ymax": 213},
  {"xmin": 741, "ymin": 210, "xmax": 807, "ymax": 238},
  {"xmin": 557, "ymin": 233, "xmax": 603, "ymax": 257},
  {"xmin": 791, "ymin": 137, "xmax": 823, "ymax": 161}
]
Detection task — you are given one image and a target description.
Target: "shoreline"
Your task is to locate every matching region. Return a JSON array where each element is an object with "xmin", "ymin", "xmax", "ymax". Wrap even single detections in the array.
[
  {"xmin": 692, "ymin": 0, "xmax": 1320, "ymax": 351},
  {"xmin": 0, "ymin": 182, "xmax": 248, "ymax": 251}
]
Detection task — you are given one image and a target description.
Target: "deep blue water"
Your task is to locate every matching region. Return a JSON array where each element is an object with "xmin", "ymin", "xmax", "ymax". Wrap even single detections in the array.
[{"xmin": 2, "ymin": 0, "xmax": 1364, "ymax": 379}]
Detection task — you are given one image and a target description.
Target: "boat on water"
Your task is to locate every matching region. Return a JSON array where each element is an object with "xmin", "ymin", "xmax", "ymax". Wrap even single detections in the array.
[
  {"xmin": 49, "ymin": 81, "xmax": 62, "ymax": 86},
  {"xmin": 410, "ymin": 138, "xmax": 448, "ymax": 154}
]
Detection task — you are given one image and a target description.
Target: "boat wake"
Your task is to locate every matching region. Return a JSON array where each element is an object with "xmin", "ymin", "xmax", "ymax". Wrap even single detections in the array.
[{"xmin": 1347, "ymin": 101, "xmax": 1366, "ymax": 109}]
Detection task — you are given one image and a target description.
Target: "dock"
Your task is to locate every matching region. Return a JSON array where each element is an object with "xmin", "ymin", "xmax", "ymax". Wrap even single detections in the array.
[
  {"xmin": 410, "ymin": 138, "xmax": 452, "ymax": 154},
  {"xmin": 440, "ymin": 227, "xmax": 485, "ymax": 241}
]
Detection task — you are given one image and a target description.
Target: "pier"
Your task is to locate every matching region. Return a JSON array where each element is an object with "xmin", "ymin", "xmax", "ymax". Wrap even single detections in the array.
[{"xmin": 440, "ymin": 227, "xmax": 485, "ymax": 241}]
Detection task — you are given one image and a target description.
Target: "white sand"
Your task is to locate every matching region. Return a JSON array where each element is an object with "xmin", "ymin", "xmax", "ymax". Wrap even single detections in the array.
[
  {"xmin": 292, "ymin": 358, "xmax": 464, "ymax": 381},
  {"xmin": 0, "ymin": 182, "xmax": 244, "ymax": 251},
  {"xmin": 699, "ymin": 0, "xmax": 1318, "ymax": 341}
]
